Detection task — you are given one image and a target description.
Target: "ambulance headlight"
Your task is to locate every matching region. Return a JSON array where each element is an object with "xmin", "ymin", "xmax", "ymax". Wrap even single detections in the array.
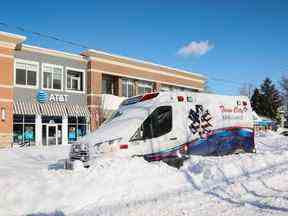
[
  {"xmin": 94, "ymin": 137, "xmax": 122, "ymax": 147},
  {"xmin": 69, "ymin": 142, "xmax": 90, "ymax": 162},
  {"xmin": 94, "ymin": 137, "xmax": 123, "ymax": 152},
  {"xmin": 80, "ymin": 143, "xmax": 89, "ymax": 151},
  {"xmin": 71, "ymin": 142, "xmax": 89, "ymax": 153}
]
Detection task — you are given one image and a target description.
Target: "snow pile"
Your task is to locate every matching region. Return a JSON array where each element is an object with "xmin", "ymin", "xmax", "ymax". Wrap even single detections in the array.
[
  {"xmin": 182, "ymin": 148, "xmax": 288, "ymax": 186},
  {"xmin": 0, "ymin": 147, "xmax": 186, "ymax": 215},
  {"xmin": 179, "ymin": 133, "xmax": 288, "ymax": 216},
  {"xmin": 101, "ymin": 94, "xmax": 125, "ymax": 111},
  {"xmin": 256, "ymin": 132, "xmax": 288, "ymax": 153},
  {"xmin": 181, "ymin": 146, "xmax": 288, "ymax": 191},
  {"xmin": 1, "ymin": 133, "xmax": 288, "ymax": 215}
]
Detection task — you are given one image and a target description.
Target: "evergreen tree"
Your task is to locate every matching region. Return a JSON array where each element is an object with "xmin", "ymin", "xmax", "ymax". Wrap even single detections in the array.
[
  {"xmin": 251, "ymin": 78, "xmax": 282, "ymax": 120},
  {"xmin": 280, "ymin": 74, "xmax": 288, "ymax": 108},
  {"xmin": 250, "ymin": 88, "xmax": 262, "ymax": 114},
  {"xmin": 203, "ymin": 80, "xmax": 213, "ymax": 94}
]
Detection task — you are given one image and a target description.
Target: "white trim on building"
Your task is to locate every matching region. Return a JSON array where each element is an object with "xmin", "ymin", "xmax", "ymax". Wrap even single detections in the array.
[
  {"xmin": 65, "ymin": 66, "xmax": 86, "ymax": 94},
  {"xmin": 41, "ymin": 63, "xmax": 64, "ymax": 92},
  {"xmin": 14, "ymin": 58, "xmax": 40, "ymax": 89}
]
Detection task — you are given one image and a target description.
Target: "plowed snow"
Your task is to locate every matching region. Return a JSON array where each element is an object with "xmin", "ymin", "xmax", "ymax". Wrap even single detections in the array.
[{"xmin": 1, "ymin": 132, "xmax": 288, "ymax": 216}]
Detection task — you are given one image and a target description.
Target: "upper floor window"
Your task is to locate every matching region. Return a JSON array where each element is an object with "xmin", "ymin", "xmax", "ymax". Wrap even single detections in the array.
[
  {"xmin": 184, "ymin": 88, "xmax": 197, "ymax": 93},
  {"xmin": 42, "ymin": 64, "xmax": 63, "ymax": 90},
  {"xmin": 67, "ymin": 68, "xmax": 84, "ymax": 92},
  {"xmin": 172, "ymin": 86, "xmax": 185, "ymax": 92},
  {"xmin": 161, "ymin": 85, "xmax": 194, "ymax": 92},
  {"xmin": 122, "ymin": 78, "xmax": 134, "ymax": 98},
  {"xmin": 160, "ymin": 84, "xmax": 171, "ymax": 92},
  {"xmin": 15, "ymin": 60, "xmax": 38, "ymax": 88},
  {"xmin": 102, "ymin": 75, "xmax": 114, "ymax": 94},
  {"xmin": 138, "ymin": 81, "xmax": 153, "ymax": 95}
]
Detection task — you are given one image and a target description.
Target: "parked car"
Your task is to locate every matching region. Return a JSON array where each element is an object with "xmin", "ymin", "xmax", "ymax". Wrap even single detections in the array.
[{"xmin": 277, "ymin": 128, "xmax": 288, "ymax": 136}]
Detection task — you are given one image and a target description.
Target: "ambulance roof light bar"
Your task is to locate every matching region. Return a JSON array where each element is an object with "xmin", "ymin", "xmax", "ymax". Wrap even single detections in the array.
[
  {"xmin": 139, "ymin": 92, "xmax": 159, "ymax": 102},
  {"xmin": 177, "ymin": 95, "xmax": 184, "ymax": 102},
  {"xmin": 121, "ymin": 92, "xmax": 159, "ymax": 106}
]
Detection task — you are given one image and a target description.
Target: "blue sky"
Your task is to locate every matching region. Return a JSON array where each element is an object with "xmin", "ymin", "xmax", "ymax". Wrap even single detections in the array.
[{"xmin": 1, "ymin": 0, "xmax": 288, "ymax": 94}]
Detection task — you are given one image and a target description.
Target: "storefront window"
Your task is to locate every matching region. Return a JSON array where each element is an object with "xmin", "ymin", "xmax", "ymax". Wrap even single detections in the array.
[
  {"xmin": 77, "ymin": 117, "xmax": 87, "ymax": 138},
  {"xmin": 68, "ymin": 126, "xmax": 77, "ymax": 142},
  {"xmin": 13, "ymin": 124, "xmax": 23, "ymax": 143},
  {"xmin": 68, "ymin": 116, "xmax": 77, "ymax": 142},
  {"xmin": 25, "ymin": 115, "xmax": 36, "ymax": 123},
  {"xmin": 24, "ymin": 125, "xmax": 35, "ymax": 142},
  {"xmin": 58, "ymin": 125, "xmax": 62, "ymax": 145},
  {"xmin": 14, "ymin": 114, "xmax": 23, "ymax": 123},
  {"xmin": 13, "ymin": 115, "xmax": 36, "ymax": 146},
  {"xmin": 42, "ymin": 116, "xmax": 62, "ymax": 124},
  {"xmin": 68, "ymin": 116, "xmax": 88, "ymax": 143},
  {"xmin": 77, "ymin": 124, "xmax": 86, "ymax": 137},
  {"xmin": 42, "ymin": 125, "xmax": 47, "ymax": 146}
]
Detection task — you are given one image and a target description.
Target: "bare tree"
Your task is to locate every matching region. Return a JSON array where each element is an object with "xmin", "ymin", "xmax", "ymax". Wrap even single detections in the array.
[
  {"xmin": 239, "ymin": 83, "xmax": 254, "ymax": 98},
  {"xmin": 203, "ymin": 80, "xmax": 213, "ymax": 94},
  {"xmin": 280, "ymin": 74, "xmax": 288, "ymax": 106}
]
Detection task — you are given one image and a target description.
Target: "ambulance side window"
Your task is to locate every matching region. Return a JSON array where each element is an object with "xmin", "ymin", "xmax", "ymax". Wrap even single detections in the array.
[
  {"xmin": 131, "ymin": 106, "xmax": 172, "ymax": 141},
  {"xmin": 155, "ymin": 106, "xmax": 172, "ymax": 137}
]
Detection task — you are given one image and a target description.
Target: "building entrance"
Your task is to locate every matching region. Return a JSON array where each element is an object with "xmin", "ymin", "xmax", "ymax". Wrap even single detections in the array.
[
  {"xmin": 47, "ymin": 124, "xmax": 57, "ymax": 145},
  {"xmin": 43, "ymin": 123, "xmax": 62, "ymax": 146}
]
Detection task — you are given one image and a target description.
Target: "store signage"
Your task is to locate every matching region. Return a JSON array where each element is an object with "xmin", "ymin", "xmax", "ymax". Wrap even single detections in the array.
[
  {"xmin": 36, "ymin": 90, "xmax": 69, "ymax": 103},
  {"xmin": 36, "ymin": 90, "xmax": 49, "ymax": 103},
  {"xmin": 49, "ymin": 94, "xmax": 69, "ymax": 103}
]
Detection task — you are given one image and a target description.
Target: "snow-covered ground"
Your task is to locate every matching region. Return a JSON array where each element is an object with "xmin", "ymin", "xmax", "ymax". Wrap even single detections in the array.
[{"xmin": 1, "ymin": 133, "xmax": 288, "ymax": 216}]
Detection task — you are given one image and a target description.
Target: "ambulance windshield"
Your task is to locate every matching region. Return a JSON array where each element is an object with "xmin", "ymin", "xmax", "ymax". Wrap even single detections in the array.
[{"xmin": 130, "ymin": 106, "xmax": 172, "ymax": 141}]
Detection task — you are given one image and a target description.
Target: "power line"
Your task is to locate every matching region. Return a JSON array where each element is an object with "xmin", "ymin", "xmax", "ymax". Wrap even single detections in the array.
[
  {"xmin": 0, "ymin": 21, "xmax": 89, "ymax": 49},
  {"xmin": 209, "ymin": 77, "xmax": 254, "ymax": 87},
  {"xmin": 210, "ymin": 78, "xmax": 243, "ymax": 86},
  {"xmin": 0, "ymin": 21, "xmax": 256, "ymax": 89}
]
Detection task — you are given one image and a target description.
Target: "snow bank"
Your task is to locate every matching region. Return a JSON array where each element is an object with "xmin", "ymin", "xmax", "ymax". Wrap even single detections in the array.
[
  {"xmin": 181, "ymin": 149, "xmax": 288, "ymax": 191},
  {"xmin": 0, "ymin": 147, "xmax": 186, "ymax": 215},
  {"xmin": 101, "ymin": 94, "xmax": 125, "ymax": 111},
  {"xmin": 101, "ymin": 94, "xmax": 125, "ymax": 119},
  {"xmin": 1, "ymin": 133, "xmax": 288, "ymax": 215},
  {"xmin": 181, "ymin": 132, "xmax": 288, "ymax": 190}
]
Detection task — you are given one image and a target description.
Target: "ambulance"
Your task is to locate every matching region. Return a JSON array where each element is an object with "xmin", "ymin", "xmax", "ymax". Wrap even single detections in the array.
[{"xmin": 69, "ymin": 92, "xmax": 255, "ymax": 167}]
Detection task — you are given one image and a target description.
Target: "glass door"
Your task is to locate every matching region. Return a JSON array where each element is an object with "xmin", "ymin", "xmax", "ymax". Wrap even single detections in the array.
[
  {"xmin": 47, "ymin": 124, "xmax": 58, "ymax": 145},
  {"xmin": 58, "ymin": 125, "xmax": 62, "ymax": 145}
]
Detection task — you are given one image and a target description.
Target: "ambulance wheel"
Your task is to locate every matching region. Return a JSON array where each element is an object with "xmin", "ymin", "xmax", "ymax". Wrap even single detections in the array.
[
  {"xmin": 216, "ymin": 143, "xmax": 226, "ymax": 156},
  {"xmin": 163, "ymin": 158, "xmax": 184, "ymax": 169},
  {"xmin": 83, "ymin": 161, "xmax": 90, "ymax": 168},
  {"xmin": 233, "ymin": 148, "xmax": 246, "ymax": 155}
]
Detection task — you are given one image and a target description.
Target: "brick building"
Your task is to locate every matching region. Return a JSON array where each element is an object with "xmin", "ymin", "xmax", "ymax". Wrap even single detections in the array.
[{"xmin": 0, "ymin": 31, "xmax": 206, "ymax": 148}]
